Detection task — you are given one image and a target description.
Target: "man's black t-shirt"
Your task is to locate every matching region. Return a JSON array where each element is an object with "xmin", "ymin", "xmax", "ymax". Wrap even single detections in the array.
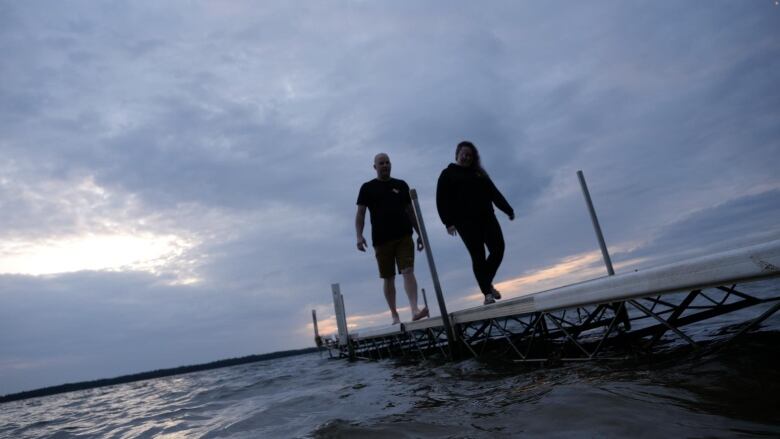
[{"xmin": 357, "ymin": 178, "xmax": 413, "ymax": 246}]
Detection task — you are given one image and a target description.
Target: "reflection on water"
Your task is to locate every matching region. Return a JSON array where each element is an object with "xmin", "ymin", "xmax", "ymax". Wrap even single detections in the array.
[{"xmin": 2, "ymin": 281, "xmax": 779, "ymax": 438}]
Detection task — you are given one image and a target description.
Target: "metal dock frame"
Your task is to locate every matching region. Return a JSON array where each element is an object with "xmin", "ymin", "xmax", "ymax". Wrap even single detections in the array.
[{"xmin": 323, "ymin": 240, "xmax": 780, "ymax": 362}]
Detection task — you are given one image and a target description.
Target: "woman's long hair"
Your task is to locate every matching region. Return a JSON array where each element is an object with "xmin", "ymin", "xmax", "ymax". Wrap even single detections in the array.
[{"xmin": 456, "ymin": 141, "xmax": 488, "ymax": 177}]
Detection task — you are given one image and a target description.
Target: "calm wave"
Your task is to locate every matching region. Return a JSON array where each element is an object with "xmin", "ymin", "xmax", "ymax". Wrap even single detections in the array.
[{"xmin": 3, "ymin": 281, "xmax": 779, "ymax": 438}]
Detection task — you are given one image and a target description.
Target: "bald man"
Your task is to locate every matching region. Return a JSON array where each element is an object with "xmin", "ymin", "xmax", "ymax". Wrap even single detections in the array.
[{"xmin": 356, "ymin": 153, "xmax": 428, "ymax": 324}]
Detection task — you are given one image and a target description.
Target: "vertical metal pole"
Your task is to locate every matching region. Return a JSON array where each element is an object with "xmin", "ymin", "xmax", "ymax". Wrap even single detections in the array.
[
  {"xmin": 340, "ymin": 292, "xmax": 356, "ymax": 360},
  {"xmin": 331, "ymin": 283, "xmax": 355, "ymax": 360},
  {"xmin": 312, "ymin": 309, "xmax": 323, "ymax": 357},
  {"xmin": 421, "ymin": 288, "xmax": 429, "ymax": 311},
  {"xmin": 577, "ymin": 171, "xmax": 630, "ymax": 330},
  {"xmin": 331, "ymin": 284, "xmax": 346, "ymax": 345},
  {"xmin": 410, "ymin": 188, "xmax": 455, "ymax": 359},
  {"xmin": 577, "ymin": 170, "xmax": 615, "ymax": 276},
  {"xmin": 312, "ymin": 309, "xmax": 322, "ymax": 348}
]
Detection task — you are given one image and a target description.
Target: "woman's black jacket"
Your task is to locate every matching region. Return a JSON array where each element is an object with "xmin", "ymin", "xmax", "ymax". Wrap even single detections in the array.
[{"xmin": 436, "ymin": 163, "xmax": 514, "ymax": 228}]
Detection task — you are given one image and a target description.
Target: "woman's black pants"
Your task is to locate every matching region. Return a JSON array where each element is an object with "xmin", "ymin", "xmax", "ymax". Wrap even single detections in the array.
[{"xmin": 456, "ymin": 215, "xmax": 505, "ymax": 297}]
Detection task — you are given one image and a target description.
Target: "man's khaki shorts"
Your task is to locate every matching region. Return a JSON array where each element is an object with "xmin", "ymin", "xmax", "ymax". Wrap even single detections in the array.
[{"xmin": 374, "ymin": 235, "xmax": 414, "ymax": 278}]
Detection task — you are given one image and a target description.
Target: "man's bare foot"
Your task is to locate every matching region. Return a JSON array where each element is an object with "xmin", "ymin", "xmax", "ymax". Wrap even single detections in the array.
[
  {"xmin": 391, "ymin": 316, "xmax": 401, "ymax": 325},
  {"xmin": 412, "ymin": 307, "xmax": 429, "ymax": 321}
]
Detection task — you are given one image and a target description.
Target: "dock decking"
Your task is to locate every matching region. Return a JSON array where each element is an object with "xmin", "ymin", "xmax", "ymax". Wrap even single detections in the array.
[{"xmin": 321, "ymin": 239, "xmax": 780, "ymax": 362}]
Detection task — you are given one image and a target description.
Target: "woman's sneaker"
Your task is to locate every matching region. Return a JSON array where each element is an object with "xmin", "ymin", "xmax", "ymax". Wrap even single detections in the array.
[
  {"xmin": 491, "ymin": 286, "xmax": 502, "ymax": 300},
  {"xmin": 483, "ymin": 293, "xmax": 496, "ymax": 305}
]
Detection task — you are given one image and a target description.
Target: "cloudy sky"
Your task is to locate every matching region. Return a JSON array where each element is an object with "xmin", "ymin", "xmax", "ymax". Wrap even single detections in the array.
[{"xmin": 1, "ymin": 1, "xmax": 779, "ymax": 395}]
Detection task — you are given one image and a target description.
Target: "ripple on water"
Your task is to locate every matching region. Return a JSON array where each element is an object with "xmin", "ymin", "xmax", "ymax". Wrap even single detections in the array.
[{"xmin": 3, "ymin": 308, "xmax": 780, "ymax": 439}]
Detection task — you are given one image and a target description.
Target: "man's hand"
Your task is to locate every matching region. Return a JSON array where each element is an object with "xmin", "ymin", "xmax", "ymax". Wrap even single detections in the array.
[
  {"xmin": 357, "ymin": 236, "xmax": 367, "ymax": 252},
  {"xmin": 416, "ymin": 236, "xmax": 424, "ymax": 251},
  {"xmin": 446, "ymin": 225, "xmax": 457, "ymax": 236}
]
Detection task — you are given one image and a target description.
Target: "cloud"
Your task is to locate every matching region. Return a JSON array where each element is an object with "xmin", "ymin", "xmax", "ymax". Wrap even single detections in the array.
[
  {"xmin": 1, "ymin": 1, "xmax": 779, "ymax": 395},
  {"xmin": 619, "ymin": 189, "xmax": 780, "ymax": 266}
]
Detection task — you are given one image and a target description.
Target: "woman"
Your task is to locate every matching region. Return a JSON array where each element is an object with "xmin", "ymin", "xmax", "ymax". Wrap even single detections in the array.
[{"xmin": 436, "ymin": 141, "xmax": 514, "ymax": 305}]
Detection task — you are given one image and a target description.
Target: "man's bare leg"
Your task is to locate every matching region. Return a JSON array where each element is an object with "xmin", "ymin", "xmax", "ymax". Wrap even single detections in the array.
[
  {"xmin": 401, "ymin": 268, "xmax": 428, "ymax": 320},
  {"xmin": 383, "ymin": 276, "xmax": 401, "ymax": 324}
]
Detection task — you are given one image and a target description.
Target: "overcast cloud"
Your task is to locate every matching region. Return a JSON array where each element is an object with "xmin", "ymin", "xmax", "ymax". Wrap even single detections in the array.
[{"xmin": 1, "ymin": 1, "xmax": 779, "ymax": 395}]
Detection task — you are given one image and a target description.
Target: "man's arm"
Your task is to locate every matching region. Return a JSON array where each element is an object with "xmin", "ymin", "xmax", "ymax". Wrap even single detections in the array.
[
  {"xmin": 355, "ymin": 204, "xmax": 368, "ymax": 251},
  {"xmin": 405, "ymin": 204, "xmax": 424, "ymax": 251}
]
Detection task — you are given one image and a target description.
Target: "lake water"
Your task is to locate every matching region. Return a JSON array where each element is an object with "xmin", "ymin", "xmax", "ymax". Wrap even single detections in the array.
[{"xmin": 2, "ymin": 281, "xmax": 779, "ymax": 438}]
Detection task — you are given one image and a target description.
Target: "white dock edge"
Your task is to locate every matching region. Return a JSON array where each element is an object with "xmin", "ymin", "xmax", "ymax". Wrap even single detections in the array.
[
  {"xmin": 452, "ymin": 296, "xmax": 535, "ymax": 325},
  {"xmin": 332, "ymin": 239, "xmax": 780, "ymax": 342},
  {"xmin": 403, "ymin": 316, "xmax": 444, "ymax": 332},
  {"xmin": 535, "ymin": 238, "xmax": 780, "ymax": 312},
  {"xmin": 453, "ymin": 239, "xmax": 780, "ymax": 325},
  {"xmin": 345, "ymin": 317, "xmax": 445, "ymax": 340},
  {"xmin": 353, "ymin": 325, "xmax": 404, "ymax": 338}
]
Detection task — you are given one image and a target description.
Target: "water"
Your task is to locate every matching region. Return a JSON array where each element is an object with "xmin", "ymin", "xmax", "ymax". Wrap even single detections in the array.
[{"xmin": 2, "ymin": 283, "xmax": 779, "ymax": 438}]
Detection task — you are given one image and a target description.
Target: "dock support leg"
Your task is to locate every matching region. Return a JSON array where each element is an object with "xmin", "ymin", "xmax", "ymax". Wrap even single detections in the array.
[
  {"xmin": 411, "ymin": 188, "xmax": 455, "ymax": 360},
  {"xmin": 645, "ymin": 290, "xmax": 699, "ymax": 349},
  {"xmin": 312, "ymin": 309, "xmax": 323, "ymax": 357},
  {"xmin": 722, "ymin": 300, "xmax": 780, "ymax": 346},
  {"xmin": 577, "ymin": 171, "xmax": 631, "ymax": 330},
  {"xmin": 492, "ymin": 321, "xmax": 526, "ymax": 359},
  {"xmin": 546, "ymin": 313, "xmax": 592, "ymax": 358},
  {"xmin": 629, "ymin": 300, "xmax": 699, "ymax": 349},
  {"xmin": 590, "ymin": 302, "xmax": 626, "ymax": 358}
]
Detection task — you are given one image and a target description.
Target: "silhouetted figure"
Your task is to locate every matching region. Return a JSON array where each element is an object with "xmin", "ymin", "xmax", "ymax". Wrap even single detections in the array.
[
  {"xmin": 436, "ymin": 141, "xmax": 514, "ymax": 305},
  {"xmin": 356, "ymin": 153, "xmax": 429, "ymax": 324}
]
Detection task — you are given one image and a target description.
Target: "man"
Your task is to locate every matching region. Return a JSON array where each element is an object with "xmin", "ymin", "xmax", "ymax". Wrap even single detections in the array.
[{"xmin": 356, "ymin": 153, "xmax": 429, "ymax": 324}]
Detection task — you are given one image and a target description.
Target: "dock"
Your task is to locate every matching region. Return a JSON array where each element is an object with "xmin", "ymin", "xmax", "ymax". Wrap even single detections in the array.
[
  {"xmin": 318, "ymin": 173, "xmax": 779, "ymax": 363},
  {"xmin": 320, "ymin": 239, "xmax": 780, "ymax": 362}
]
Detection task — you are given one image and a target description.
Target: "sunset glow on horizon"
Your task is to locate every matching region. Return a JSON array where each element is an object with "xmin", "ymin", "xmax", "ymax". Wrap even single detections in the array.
[{"xmin": 0, "ymin": 233, "xmax": 195, "ymax": 278}]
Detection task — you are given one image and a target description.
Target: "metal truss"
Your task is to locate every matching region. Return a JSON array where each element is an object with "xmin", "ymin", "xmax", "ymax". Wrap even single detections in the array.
[
  {"xmin": 457, "ymin": 284, "xmax": 779, "ymax": 363},
  {"xmin": 347, "ymin": 326, "xmax": 451, "ymax": 360},
  {"xmin": 329, "ymin": 284, "xmax": 779, "ymax": 363}
]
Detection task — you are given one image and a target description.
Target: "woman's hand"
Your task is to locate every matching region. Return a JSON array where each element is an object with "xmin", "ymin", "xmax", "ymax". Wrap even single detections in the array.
[
  {"xmin": 447, "ymin": 225, "xmax": 458, "ymax": 236},
  {"xmin": 508, "ymin": 212, "xmax": 515, "ymax": 221}
]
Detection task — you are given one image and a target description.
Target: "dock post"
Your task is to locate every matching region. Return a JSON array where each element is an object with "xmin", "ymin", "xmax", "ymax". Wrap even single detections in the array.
[
  {"xmin": 421, "ymin": 288, "xmax": 429, "ymax": 311},
  {"xmin": 331, "ymin": 283, "xmax": 355, "ymax": 360},
  {"xmin": 312, "ymin": 309, "xmax": 323, "ymax": 357},
  {"xmin": 410, "ymin": 188, "xmax": 456, "ymax": 360},
  {"xmin": 577, "ymin": 170, "xmax": 630, "ymax": 329},
  {"xmin": 577, "ymin": 170, "xmax": 615, "ymax": 276}
]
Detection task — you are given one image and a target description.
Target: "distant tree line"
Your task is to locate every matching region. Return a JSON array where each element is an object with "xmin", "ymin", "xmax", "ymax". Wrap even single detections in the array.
[{"xmin": 0, "ymin": 347, "xmax": 319, "ymax": 404}]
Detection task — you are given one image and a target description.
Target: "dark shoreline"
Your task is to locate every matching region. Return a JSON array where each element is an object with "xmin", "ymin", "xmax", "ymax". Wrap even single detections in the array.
[{"xmin": 0, "ymin": 346, "xmax": 319, "ymax": 404}]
